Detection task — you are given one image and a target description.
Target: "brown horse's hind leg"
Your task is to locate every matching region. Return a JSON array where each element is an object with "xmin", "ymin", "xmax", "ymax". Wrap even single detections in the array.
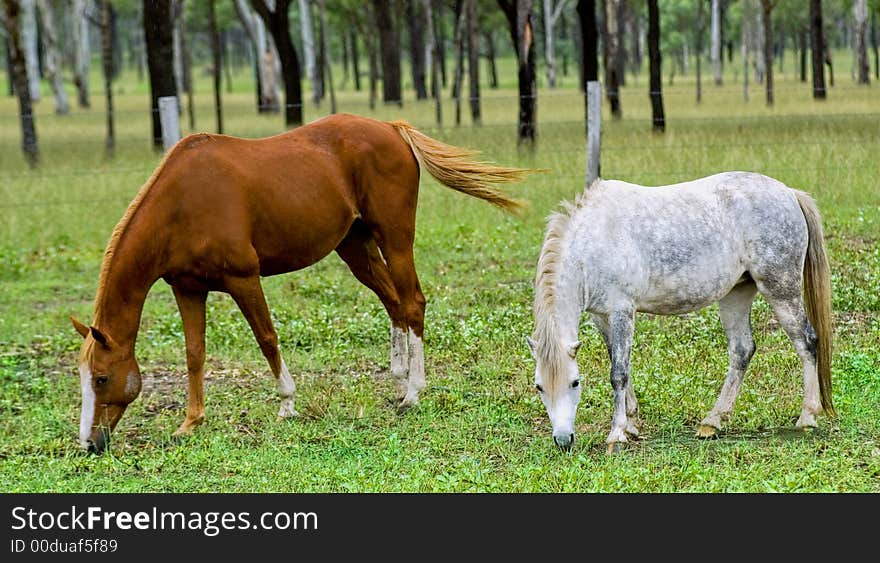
[
  {"xmin": 172, "ymin": 287, "xmax": 208, "ymax": 436},
  {"xmin": 335, "ymin": 224, "xmax": 411, "ymax": 401},
  {"xmin": 225, "ymin": 274, "xmax": 298, "ymax": 420},
  {"xmin": 368, "ymin": 226, "xmax": 427, "ymax": 412}
]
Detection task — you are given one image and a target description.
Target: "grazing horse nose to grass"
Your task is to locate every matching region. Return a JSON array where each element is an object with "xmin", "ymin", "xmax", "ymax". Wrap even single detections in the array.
[
  {"xmin": 554, "ymin": 432, "xmax": 574, "ymax": 450},
  {"xmin": 86, "ymin": 427, "xmax": 109, "ymax": 454}
]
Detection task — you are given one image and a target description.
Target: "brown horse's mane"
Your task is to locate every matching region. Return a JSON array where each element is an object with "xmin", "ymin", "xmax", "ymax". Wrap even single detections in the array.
[{"xmin": 93, "ymin": 142, "xmax": 183, "ymax": 323}]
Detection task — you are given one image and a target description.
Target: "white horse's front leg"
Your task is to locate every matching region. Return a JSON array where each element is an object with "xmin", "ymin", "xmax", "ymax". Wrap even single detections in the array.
[{"xmin": 606, "ymin": 310, "xmax": 635, "ymax": 453}]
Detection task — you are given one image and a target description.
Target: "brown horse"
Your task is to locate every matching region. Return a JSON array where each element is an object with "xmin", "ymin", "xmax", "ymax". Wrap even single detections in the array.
[{"xmin": 70, "ymin": 113, "xmax": 530, "ymax": 454}]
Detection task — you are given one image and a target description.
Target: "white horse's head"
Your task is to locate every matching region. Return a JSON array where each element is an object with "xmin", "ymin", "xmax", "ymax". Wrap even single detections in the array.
[{"xmin": 527, "ymin": 337, "xmax": 581, "ymax": 450}]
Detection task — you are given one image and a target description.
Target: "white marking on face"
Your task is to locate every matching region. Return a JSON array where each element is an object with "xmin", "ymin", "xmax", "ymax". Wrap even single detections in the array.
[{"xmin": 79, "ymin": 363, "xmax": 95, "ymax": 447}]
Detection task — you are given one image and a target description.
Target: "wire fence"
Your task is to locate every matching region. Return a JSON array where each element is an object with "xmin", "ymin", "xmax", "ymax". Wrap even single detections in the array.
[{"xmin": 2, "ymin": 90, "xmax": 878, "ymax": 211}]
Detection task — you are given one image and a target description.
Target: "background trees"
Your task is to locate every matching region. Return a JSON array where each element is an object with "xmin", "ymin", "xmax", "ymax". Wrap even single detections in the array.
[{"xmin": 1, "ymin": 0, "xmax": 876, "ymax": 162}]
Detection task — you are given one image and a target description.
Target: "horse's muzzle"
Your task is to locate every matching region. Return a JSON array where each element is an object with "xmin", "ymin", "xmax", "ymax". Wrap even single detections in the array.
[
  {"xmin": 553, "ymin": 432, "xmax": 574, "ymax": 450},
  {"xmin": 86, "ymin": 427, "xmax": 110, "ymax": 455}
]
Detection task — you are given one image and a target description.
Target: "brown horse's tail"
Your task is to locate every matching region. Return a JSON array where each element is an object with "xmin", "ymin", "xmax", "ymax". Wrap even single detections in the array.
[
  {"xmin": 388, "ymin": 120, "xmax": 532, "ymax": 214},
  {"xmin": 794, "ymin": 189, "xmax": 834, "ymax": 416}
]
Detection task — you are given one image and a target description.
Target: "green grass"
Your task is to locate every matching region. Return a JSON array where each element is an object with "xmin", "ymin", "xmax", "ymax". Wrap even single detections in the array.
[{"xmin": 0, "ymin": 52, "xmax": 878, "ymax": 492}]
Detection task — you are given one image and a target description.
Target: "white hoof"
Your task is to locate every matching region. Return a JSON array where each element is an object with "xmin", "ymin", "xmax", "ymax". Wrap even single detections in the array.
[{"xmin": 277, "ymin": 398, "xmax": 299, "ymax": 419}]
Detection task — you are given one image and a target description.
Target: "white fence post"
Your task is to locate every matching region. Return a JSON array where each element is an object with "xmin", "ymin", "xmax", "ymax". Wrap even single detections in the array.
[
  {"xmin": 586, "ymin": 80, "xmax": 602, "ymax": 187},
  {"xmin": 158, "ymin": 96, "xmax": 180, "ymax": 152}
]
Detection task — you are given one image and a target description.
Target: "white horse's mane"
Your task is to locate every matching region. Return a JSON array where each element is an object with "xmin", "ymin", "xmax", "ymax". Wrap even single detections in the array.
[{"xmin": 532, "ymin": 180, "xmax": 600, "ymax": 394}]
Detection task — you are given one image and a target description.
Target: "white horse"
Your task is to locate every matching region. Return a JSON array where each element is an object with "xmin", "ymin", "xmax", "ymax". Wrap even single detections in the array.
[{"xmin": 527, "ymin": 171, "xmax": 834, "ymax": 452}]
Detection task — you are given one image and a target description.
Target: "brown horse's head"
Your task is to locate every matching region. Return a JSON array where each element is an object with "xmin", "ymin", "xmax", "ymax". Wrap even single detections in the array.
[{"xmin": 71, "ymin": 317, "xmax": 142, "ymax": 454}]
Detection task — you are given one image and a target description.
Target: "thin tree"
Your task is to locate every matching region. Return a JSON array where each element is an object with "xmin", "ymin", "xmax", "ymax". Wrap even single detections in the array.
[
  {"xmin": 20, "ymin": 0, "xmax": 37, "ymax": 101},
  {"xmin": 72, "ymin": 0, "xmax": 90, "ymax": 107},
  {"xmin": 2, "ymin": 0, "xmax": 38, "ymax": 166},
  {"xmin": 144, "ymin": 0, "xmax": 176, "ymax": 149},
  {"xmin": 100, "ymin": 0, "xmax": 114, "ymax": 152},
  {"xmin": 647, "ymin": 0, "xmax": 664, "ymax": 132},
  {"xmin": 406, "ymin": 0, "xmax": 427, "ymax": 99},
  {"xmin": 711, "ymin": 0, "xmax": 721, "ymax": 85},
  {"xmin": 209, "ymin": 0, "xmax": 223, "ymax": 133},
  {"xmin": 810, "ymin": 0, "xmax": 826, "ymax": 99},
  {"xmin": 250, "ymin": 0, "xmax": 304, "ymax": 127},
  {"xmin": 298, "ymin": 0, "xmax": 320, "ymax": 104},
  {"xmin": 484, "ymin": 29, "xmax": 498, "ymax": 88},
  {"xmin": 543, "ymin": 0, "xmax": 568, "ymax": 88},
  {"xmin": 498, "ymin": 0, "xmax": 537, "ymax": 145},
  {"xmin": 854, "ymin": 0, "xmax": 870, "ymax": 84},
  {"xmin": 317, "ymin": 0, "xmax": 335, "ymax": 113},
  {"xmin": 372, "ymin": 0, "xmax": 402, "ymax": 105},
  {"xmin": 36, "ymin": 0, "xmax": 68, "ymax": 114},
  {"xmin": 233, "ymin": 0, "xmax": 281, "ymax": 113},
  {"xmin": 466, "ymin": 0, "xmax": 480, "ymax": 123},
  {"xmin": 349, "ymin": 30, "xmax": 361, "ymax": 91},
  {"xmin": 423, "ymin": 0, "xmax": 442, "ymax": 125},
  {"xmin": 695, "ymin": 0, "xmax": 704, "ymax": 103},
  {"xmin": 759, "ymin": 0, "xmax": 778, "ymax": 105},
  {"xmin": 451, "ymin": 0, "xmax": 465, "ymax": 125},
  {"xmin": 602, "ymin": 0, "xmax": 622, "ymax": 118}
]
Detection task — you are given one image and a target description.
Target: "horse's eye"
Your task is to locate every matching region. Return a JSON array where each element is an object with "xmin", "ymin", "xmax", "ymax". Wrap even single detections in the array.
[
  {"xmin": 571, "ymin": 380, "xmax": 580, "ymax": 389},
  {"xmin": 95, "ymin": 376, "xmax": 109, "ymax": 386},
  {"xmin": 535, "ymin": 384, "xmax": 544, "ymax": 393}
]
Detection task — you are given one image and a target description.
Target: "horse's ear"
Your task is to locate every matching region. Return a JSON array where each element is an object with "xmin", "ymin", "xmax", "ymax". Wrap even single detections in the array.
[
  {"xmin": 526, "ymin": 337, "xmax": 537, "ymax": 359},
  {"xmin": 90, "ymin": 326, "xmax": 111, "ymax": 350},
  {"xmin": 71, "ymin": 317, "xmax": 89, "ymax": 339},
  {"xmin": 567, "ymin": 341, "xmax": 581, "ymax": 358}
]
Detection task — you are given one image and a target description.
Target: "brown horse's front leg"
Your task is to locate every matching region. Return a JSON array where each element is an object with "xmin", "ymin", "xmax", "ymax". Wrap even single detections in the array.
[{"xmin": 172, "ymin": 287, "xmax": 208, "ymax": 436}]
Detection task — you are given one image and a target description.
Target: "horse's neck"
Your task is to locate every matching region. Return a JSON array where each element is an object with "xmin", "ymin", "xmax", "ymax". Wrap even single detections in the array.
[
  {"xmin": 93, "ymin": 223, "xmax": 163, "ymax": 347},
  {"xmin": 539, "ymin": 256, "xmax": 585, "ymax": 344}
]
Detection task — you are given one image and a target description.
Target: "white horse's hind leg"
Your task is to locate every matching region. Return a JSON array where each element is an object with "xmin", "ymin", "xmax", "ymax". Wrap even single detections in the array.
[
  {"xmin": 762, "ymin": 293, "xmax": 822, "ymax": 429},
  {"xmin": 698, "ymin": 282, "xmax": 758, "ymax": 438}
]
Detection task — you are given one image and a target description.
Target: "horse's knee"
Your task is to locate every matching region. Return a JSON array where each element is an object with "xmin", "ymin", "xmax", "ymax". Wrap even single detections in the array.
[{"xmin": 729, "ymin": 337, "xmax": 755, "ymax": 370}]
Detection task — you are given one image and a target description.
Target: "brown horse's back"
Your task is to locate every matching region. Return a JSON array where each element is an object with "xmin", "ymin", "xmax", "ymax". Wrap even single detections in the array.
[{"xmin": 155, "ymin": 114, "xmax": 420, "ymax": 284}]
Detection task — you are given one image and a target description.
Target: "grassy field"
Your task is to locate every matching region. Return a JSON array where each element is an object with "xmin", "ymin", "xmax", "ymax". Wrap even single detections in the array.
[{"xmin": 1, "ymin": 53, "xmax": 878, "ymax": 492}]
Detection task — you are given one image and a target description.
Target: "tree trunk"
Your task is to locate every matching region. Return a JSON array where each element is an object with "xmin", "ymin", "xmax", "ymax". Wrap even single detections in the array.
[
  {"xmin": 72, "ymin": 0, "xmax": 90, "ymax": 107},
  {"xmin": 484, "ymin": 31, "xmax": 498, "ymax": 88},
  {"xmin": 298, "ymin": 0, "xmax": 321, "ymax": 104},
  {"xmin": 854, "ymin": 0, "xmax": 869, "ymax": 84},
  {"xmin": 209, "ymin": 0, "xmax": 223, "ymax": 133},
  {"xmin": 452, "ymin": 0, "xmax": 465, "ymax": 124},
  {"xmin": 422, "ymin": 0, "xmax": 442, "ymax": 125},
  {"xmin": 872, "ymin": 9, "xmax": 879, "ymax": 80},
  {"xmin": 630, "ymin": 5, "xmax": 641, "ymax": 78},
  {"xmin": 433, "ymin": 0, "xmax": 447, "ymax": 87},
  {"xmin": 144, "ymin": 0, "xmax": 176, "ymax": 149},
  {"xmin": 614, "ymin": 0, "xmax": 626, "ymax": 86},
  {"xmin": 577, "ymin": 0, "xmax": 598, "ymax": 83},
  {"xmin": 499, "ymin": 0, "xmax": 536, "ymax": 145},
  {"xmin": 603, "ymin": 0, "xmax": 622, "ymax": 118},
  {"xmin": 5, "ymin": 36, "xmax": 14, "ymax": 96},
  {"xmin": 350, "ymin": 30, "xmax": 361, "ymax": 91},
  {"xmin": 695, "ymin": 0, "xmax": 703, "ymax": 103},
  {"xmin": 543, "ymin": 0, "xmax": 561, "ymax": 88},
  {"xmin": 251, "ymin": 0, "xmax": 303, "ymax": 126},
  {"xmin": 318, "ymin": 0, "xmax": 335, "ymax": 113},
  {"xmin": 799, "ymin": 24, "xmax": 807, "ymax": 82},
  {"xmin": 101, "ymin": 0, "xmax": 114, "ymax": 152},
  {"xmin": 466, "ymin": 0, "xmax": 480, "ymax": 123},
  {"xmin": 647, "ymin": 0, "xmax": 664, "ymax": 132},
  {"xmin": 172, "ymin": 0, "xmax": 184, "ymax": 99},
  {"xmin": 3, "ymin": 0, "xmax": 38, "ymax": 165},
  {"xmin": 711, "ymin": 0, "xmax": 721, "ymax": 85},
  {"xmin": 182, "ymin": 11, "xmax": 195, "ymax": 131},
  {"xmin": 810, "ymin": 0, "xmax": 826, "ymax": 98},
  {"xmin": 406, "ymin": 0, "xmax": 427, "ymax": 99},
  {"xmin": 36, "ymin": 0, "xmax": 68, "ymax": 113},
  {"xmin": 21, "ymin": 0, "xmax": 38, "ymax": 101},
  {"xmin": 234, "ymin": 0, "xmax": 280, "ymax": 113},
  {"xmin": 760, "ymin": 0, "xmax": 774, "ymax": 105},
  {"xmin": 373, "ymin": 0, "xmax": 401, "ymax": 105}
]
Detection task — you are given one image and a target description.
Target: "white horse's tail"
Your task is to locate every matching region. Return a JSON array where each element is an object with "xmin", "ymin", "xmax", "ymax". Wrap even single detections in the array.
[{"xmin": 794, "ymin": 190, "xmax": 834, "ymax": 416}]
